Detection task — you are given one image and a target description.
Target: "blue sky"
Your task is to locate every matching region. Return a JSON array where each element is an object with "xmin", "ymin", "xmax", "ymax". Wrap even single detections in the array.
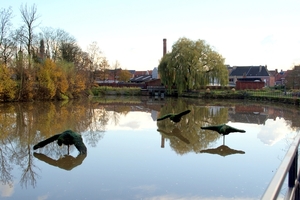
[{"xmin": 2, "ymin": 0, "xmax": 300, "ymax": 71}]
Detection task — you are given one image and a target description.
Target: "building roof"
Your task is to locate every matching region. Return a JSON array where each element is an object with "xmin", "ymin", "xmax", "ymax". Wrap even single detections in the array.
[
  {"xmin": 230, "ymin": 66, "xmax": 270, "ymax": 77},
  {"xmin": 130, "ymin": 75, "xmax": 152, "ymax": 83},
  {"xmin": 237, "ymin": 78, "xmax": 262, "ymax": 82},
  {"xmin": 128, "ymin": 70, "xmax": 135, "ymax": 75}
]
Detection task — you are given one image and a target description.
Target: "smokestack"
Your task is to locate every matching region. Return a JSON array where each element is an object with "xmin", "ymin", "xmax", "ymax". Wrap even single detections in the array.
[
  {"xmin": 161, "ymin": 136, "xmax": 165, "ymax": 148},
  {"xmin": 163, "ymin": 38, "xmax": 167, "ymax": 56}
]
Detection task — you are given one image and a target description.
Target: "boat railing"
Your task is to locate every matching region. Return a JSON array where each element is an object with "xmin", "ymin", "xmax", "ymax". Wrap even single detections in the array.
[{"xmin": 261, "ymin": 135, "xmax": 300, "ymax": 200}]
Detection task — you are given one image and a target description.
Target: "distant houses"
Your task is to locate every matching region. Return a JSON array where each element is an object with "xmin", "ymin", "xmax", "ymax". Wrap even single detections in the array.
[
  {"xmin": 94, "ymin": 65, "xmax": 290, "ymax": 90},
  {"xmin": 228, "ymin": 65, "xmax": 293, "ymax": 90},
  {"xmin": 268, "ymin": 69, "xmax": 287, "ymax": 86},
  {"xmin": 129, "ymin": 67, "xmax": 160, "ymax": 83},
  {"xmin": 94, "ymin": 67, "xmax": 159, "ymax": 84},
  {"xmin": 129, "ymin": 70, "xmax": 153, "ymax": 83},
  {"xmin": 229, "ymin": 65, "xmax": 273, "ymax": 88}
]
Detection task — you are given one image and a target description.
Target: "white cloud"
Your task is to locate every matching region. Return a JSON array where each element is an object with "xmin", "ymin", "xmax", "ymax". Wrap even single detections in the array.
[
  {"xmin": 257, "ymin": 117, "xmax": 295, "ymax": 146},
  {"xmin": 107, "ymin": 111, "xmax": 157, "ymax": 130},
  {"xmin": 0, "ymin": 183, "xmax": 14, "ymax": 197}
]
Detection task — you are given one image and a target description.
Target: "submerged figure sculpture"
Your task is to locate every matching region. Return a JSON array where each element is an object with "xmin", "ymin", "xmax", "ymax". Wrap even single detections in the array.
[
  {"xmin": 33, "ymin": 130, "xmax": 87, "ymax": 154},
  {"xmin": 201, "ymin": 124, "xmax": 245, "ymax": 143},
  {"xmin": 201, "ymin": 124, "xmax": 245, "ymax": 135},
  {"xmin": 157, "ymin": 110, "xmax": 191, "ymax": 123}
]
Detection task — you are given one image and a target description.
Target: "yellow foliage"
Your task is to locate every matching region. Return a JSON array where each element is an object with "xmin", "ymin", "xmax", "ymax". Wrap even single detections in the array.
[
  {"xmin": 37, "ymin": 59, "xmax": 57, "ymax": 98},
  {"xmin": 56, "ymin": 67, "xmax": 69, "ymax": 93},
  {"xmin": 0, "ymin": 64, "xmax": 17, "ymax": 101},
  {"xmin": 73, "ymin": 72, "xmax": 87, "ymax": 93},
  {"xmin": 37, "ymin": 59, "xmax": 70, "ymax": 99},
  {"xmin": 119, "ymin": 69, "xmax": 132, "ymax": 82}
]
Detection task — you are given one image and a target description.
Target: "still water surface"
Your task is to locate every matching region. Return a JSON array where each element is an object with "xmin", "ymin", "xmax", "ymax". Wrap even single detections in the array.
[{"xmin": 0, "ymin": 97, "xmax": 299, "ymax": 200}]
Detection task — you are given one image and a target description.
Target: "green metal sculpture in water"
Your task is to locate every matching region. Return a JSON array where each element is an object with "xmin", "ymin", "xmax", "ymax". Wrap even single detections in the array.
[
  {"xmin": 201, "ymin": 124, "xmax": 246, "ymax": 143},
  {"xmin": 201, "ymin": 124, "xmax": 246, "ymax": 135},
  {"xmin": 157, "ymin": 110, "xmax": 191, "ymax": 123},
  {"xmin": 33, "ymin": 130, "xmax": 87, "ymax": 154}
]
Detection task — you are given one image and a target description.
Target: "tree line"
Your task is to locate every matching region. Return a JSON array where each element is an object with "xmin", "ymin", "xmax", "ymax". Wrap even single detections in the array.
[
  {"xmin": 0, "ymin": 4, "xmax": 229, "ymax": 101},
  {"xmin": 0, "ymin": 4, "xmax": 133, "ymax": 102}
]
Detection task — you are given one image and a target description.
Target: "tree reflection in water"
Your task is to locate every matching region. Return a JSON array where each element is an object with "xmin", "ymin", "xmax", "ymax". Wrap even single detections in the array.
[
  {"xmin": 0, "ymin": 97, "xmax": 299, "ymax": 191},
  {"xmin": 157, "ymin": 128, "xmax": 190, "ymax": 144},
  {"xmin": 156, "ymin": 98, "xmax": 228, "ymax": 155},
  {"xmin": 0, "ymin": 99, "xmax": 108, "ymax": 188}
]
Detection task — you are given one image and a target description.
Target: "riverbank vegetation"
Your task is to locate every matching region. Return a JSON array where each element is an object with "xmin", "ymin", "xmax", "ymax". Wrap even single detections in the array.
[
  {"xmin": 181, "ymin": 87, "xmax": 300, "ymax": 105},
  {"xmin": 91, "ymin": 86, "xmax": 141, "ymax": 96},
  {"xmin": 0, "ymin": 5, "xmax": 118, "ymax": 102},
  {"xmin": 1, "ymin": 5, "xmax": 300, "ymax": 104}
]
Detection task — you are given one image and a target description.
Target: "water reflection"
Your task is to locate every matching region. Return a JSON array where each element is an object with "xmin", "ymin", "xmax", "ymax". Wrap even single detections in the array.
[
  {"xmin": 200, "ymin": 134, "xmax": 245, "ymax": 157},
  {"xmin": 157, "ymin": 127, "xmax": 190, "ymax": 144},
  {"xmin": 0, "ymin": 97, "xmax": 299, "ymax": 199},
  {"xmin": 0, "ymin": 99, "xmax": 106, "ymax": 189},
  {"xmin": 33, "ymin": 153, "xmax": 87, "ymax": 171},
  {"xmin": 200, "ymin": 144, "xmax": 245, "ymax": 157}
]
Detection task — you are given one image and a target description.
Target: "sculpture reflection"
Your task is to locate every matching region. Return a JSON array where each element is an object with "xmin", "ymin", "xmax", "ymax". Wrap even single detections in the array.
[
  {"xmin": 200, "ymin": 145, "xmax": 245, "ymax": 157},
  {"xmin": 200, "ymin": 124, "xmax": 246, "ymax": 156},
  {"xmin": 33, "ymin": 153, "xmax": 87, "ymax": 170},
  {"xmin": 157, "ymin": 128, "xmax": 190, "ymax": 144}
]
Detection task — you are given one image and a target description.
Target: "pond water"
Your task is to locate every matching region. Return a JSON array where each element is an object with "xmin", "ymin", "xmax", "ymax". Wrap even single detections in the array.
[{"xmin": 0, "ymin": 97, "xmax": 299, "ymax": 200}]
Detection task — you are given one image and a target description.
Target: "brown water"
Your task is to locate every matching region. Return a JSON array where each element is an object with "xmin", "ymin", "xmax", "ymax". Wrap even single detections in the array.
[{"xmin": 0, "ymin": 96, "xmax": 299, "ymax": 199}]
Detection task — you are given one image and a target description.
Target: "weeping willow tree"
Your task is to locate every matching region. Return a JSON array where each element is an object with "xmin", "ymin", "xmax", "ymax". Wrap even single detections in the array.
[{"xmin": 158, "ymin": 37, "xmax": 228, "ymax": 95}]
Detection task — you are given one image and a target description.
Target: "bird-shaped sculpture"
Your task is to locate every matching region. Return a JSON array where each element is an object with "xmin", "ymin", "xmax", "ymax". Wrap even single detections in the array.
[
  {"xmin": 201, "ymin": 124, "xmax": 245, "ymax": 143},
  {"xmin": 33, "ymin": 130, "xmax": 87, "ymax": 154},
  {"xmin": 201, "ymin": 124, "xmax": 245, "ymax": 135},
  {"xmin": 157, "ymin": 110, "xmax": 191, "ymax": 123}
]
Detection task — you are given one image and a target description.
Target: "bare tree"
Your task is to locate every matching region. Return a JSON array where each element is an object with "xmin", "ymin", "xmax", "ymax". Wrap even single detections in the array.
[
  {"xmin": 0, "ymin": 7, "xmax": 13, "ymax": 47},
  {"xmin": 87, "ymin": 41, "xmax": 102, "ymax": 84},
  {"xmin": 19, "ymin": 3, "xmax": 40, "ymax": 69},
  {"xmin": 40, "ymin": 27, "xmax": 54, "ymax": 59},
  {"xmin": 40, "ymin": 27, "xmax": 76, "ymax": 61},
  {"xmin": 99, "ymin": 57, "xmax": 110, "ymax": 81},
  {"xmin": 87, "ymin": 41, "xmax": 102, "ymax": 68},
  {"xmin": 112, "ymin": 60, "xmax": 121, "ymax": 82},
  {"xmin": 0, "ymin": 7, "xmax": 15, "ymax": 65}
]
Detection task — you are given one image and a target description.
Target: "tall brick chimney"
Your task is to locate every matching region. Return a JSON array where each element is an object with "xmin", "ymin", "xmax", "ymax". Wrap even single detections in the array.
[{"xmin": 163, "ymin": 38, "xmax": 167, "ymax": 56}]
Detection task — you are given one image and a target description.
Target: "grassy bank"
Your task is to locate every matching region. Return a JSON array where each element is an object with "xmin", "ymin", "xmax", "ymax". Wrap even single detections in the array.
[
  {"xmin": 91, "ymin": 86, "xmax": 141, "ymax": 96},
  {"xmin": 91, "ymin": 86, "xmax": 300, "ymax": 105},
  {"xmin": 181, "ymin": 88, "xmax": 300, "ymax": 105}
]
